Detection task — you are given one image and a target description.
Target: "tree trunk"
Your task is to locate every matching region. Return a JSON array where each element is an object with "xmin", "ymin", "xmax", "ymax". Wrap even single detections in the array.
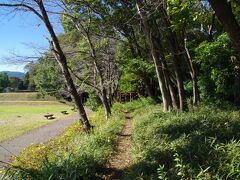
[
  {"xmin": 208, "ymin": 13, "xmax": 216, "ymax": 41},
  {"xmin": 184, "ymin": 38, "xmax": 200, "ymax": 106},
  {"xmin": 70, "ymin": 15, "xmax": 112, "ymax": 119},
  {"xmin": 100, "ymin": 88, "xmax": 112, "ymax": 119},
  {"xmin": 231, "ymin": 56, "xmax": 240, "ymax": 104},
  {"xmin": 136, "ymin": 1, "xmax": 172, "ymax": 112},
  {"xmin": 143, "ymin": 77, "xmax": 159, "ymax": 103},
  {"xmin": 37, "ymin": 0, "xmax": 91, "ymax": 133},
  {"xmin": 208, "ymin": 0, "xmax": 240, "ymax": 54},
  {"xmin": 160, "ymin": 8, "xmax": 187, "ymax": 111},
  {"xmin": 162, "ymin": 61, "xmax": 179, "ymax": 109},
  {"xmin": 86, "ymin": 37, "xmax": 112, "ymax": 119}
]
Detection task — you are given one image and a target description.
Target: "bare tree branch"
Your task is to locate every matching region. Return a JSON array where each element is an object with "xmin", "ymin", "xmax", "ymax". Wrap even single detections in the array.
[{"xmin": 0, "ymin": 2, "xmax": 43, "ymax": 20}]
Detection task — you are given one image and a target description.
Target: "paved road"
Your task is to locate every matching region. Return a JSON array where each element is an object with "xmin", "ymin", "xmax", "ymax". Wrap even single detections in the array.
[{"xmin": 0, "ymin": 108, "xmax": 91, "ymax": 166}]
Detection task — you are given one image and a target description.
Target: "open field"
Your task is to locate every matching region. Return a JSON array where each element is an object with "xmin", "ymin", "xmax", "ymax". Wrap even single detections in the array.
[
  {"xmin": 0, "ymin": 92, "xmax": 57, "ymax": 101},
  {"xmin": 0, "ymin": 93, "xmax": 74, "ymax": 142}
]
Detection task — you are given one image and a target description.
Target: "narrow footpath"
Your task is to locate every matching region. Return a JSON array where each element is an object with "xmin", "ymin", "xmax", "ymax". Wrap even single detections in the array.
[
  {"xmin": 102, "ymin": 112, "xmax": 133, "ymax": 180},
  {"xmin": 0, "ymin": 108, "xmax": 91, "ymax": 166}
]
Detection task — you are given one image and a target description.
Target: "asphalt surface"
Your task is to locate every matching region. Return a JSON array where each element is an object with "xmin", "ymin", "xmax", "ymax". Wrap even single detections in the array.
[{"xmin": 0, "ymin": 108, "xmax": 91, "ymax": 166}]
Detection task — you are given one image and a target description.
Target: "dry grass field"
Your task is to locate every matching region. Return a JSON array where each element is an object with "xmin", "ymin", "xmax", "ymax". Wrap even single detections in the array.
[{"xmin": 0, "ymin": 93, "xmax": 73, "ymax": 142}]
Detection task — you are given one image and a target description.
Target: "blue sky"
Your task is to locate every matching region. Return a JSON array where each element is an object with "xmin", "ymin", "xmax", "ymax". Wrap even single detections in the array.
[{"xmin": 0, "ymin": 9, "xmax": 63, "ymax": 72}]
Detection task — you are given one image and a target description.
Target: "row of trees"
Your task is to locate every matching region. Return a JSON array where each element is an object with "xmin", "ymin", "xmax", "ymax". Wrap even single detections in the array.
[
  {"xmin": 1, "ymin": 0, "xmax": 240, "ymax": 133},
  {"xmin": 0, "ymin": 72, "xmax": 33, "ymax": 92}
]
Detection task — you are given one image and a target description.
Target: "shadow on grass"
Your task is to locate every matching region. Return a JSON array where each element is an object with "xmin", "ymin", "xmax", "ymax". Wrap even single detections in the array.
[{"xmin": 125, "ymin": 111, "xmax": 240, "ymax": 179}]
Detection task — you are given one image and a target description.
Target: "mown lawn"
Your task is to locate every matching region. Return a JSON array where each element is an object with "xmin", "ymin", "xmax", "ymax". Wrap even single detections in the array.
[{"xmin": 0, "ymin": 101, "xmax": 73, "ymax": 142}]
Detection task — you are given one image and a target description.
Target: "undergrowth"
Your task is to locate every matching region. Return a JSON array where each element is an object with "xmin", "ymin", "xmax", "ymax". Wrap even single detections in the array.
[
  {"xmin": 1, "ymin": 106, "xmax": 125, "ymax": 179},
  {"xmin": 2, "ymin": 98, "xmax": 239, "ymax": 180},
  {"xmin": 126, "ymin": 103, "xmax": 240, "ymax": 179}
]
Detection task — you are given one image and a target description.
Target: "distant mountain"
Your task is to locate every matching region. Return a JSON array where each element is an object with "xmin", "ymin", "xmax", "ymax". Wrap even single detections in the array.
[{"xmin": 0, "ymin": 71, "xmax": 25, "ymax": 78}]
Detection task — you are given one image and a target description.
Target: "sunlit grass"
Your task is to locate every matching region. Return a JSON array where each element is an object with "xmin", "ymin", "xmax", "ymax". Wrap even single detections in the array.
[
  {"xmin": 127, "ymin": 102, "xmax": 240, "ymax": 179},
  {"xmin": 0, "ymin": 101, "xmax": 73, "ymax": 142},
  {"xmin": 0, "ymin": 92, "xmax": 56, "ymax": 101}
]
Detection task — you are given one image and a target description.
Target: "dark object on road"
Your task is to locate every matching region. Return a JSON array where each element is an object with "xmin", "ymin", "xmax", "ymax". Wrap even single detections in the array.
[
  {"xmin": 61, "ymin": 111, "xmax": 69, "ymax": 115},
  {"xmin": 44, "ymin": 114, "xmax": 55, "ymax": 120}
]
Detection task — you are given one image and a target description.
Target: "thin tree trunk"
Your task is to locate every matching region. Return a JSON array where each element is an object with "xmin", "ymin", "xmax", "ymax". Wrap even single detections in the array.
[
  {"xmin": 136, "ymin": 1, "xmax": 172, "ymax": 112},
  {"xmin": 85, "ymin": 30, "xmax": 112, "ymax": 119},
  {"xmin": 231, "ymin": 56, "xmax": 240, "ymax": 104},
  {"xmin": 162, "ymin": 61, "xmax": 179, "ymax": 109},
  {"xmin": 37, "ymin": 0, "xmax": 91, "ymax": 133},
  {"xmin": 160, "ymin": 8, "xmax": 187, "ymax": 111},
  {"xmin": 101, "ymin": 88, "xmax": 112, "ymax": 119},
  {"xmin": 208, "ymin": 13, "xmax": 216, "ymax": 41},
  {"xmin": 184, "ymin": 38, "xmax": 200, "ymax": 106},
  {"xmin": 71, "ymin": 17, "xmax": 112, "ymax": 119},
  {"xmin": 143, "ymin": 77, "xmax": 159, "ymax": 103}
]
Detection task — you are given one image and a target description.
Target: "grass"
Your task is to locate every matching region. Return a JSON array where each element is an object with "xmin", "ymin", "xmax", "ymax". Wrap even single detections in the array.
[
  {"xmin": 0, "ymin": 92, "xmax": 56, "ymax": 101},
  {"xmin": 2, "ymin": 98, "xmax": 239, "ymax": 179},
  {"xmin": 0, "ymin": 101, "xmax": 73, "ymax": 142},
  {"xmin": 2, "ymin": 105, "xmax": 125, "ymax": 179},
  {"xmin": 125, "ymin": 102, "xmax": 240, "ymax": 179}
]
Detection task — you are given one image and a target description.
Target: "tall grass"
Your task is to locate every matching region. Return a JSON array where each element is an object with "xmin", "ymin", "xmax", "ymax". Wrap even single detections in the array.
[
  {"xmin": 126, "ymin": 103, "xmax": 240, "ymax": 179},
  {"xmin": 2, "ymin": 105, "xmax": 125, "ymax": 179}
]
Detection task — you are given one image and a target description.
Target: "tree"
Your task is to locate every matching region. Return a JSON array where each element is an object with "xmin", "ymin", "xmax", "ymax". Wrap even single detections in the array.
[
  {"xmin": 0, "ymin": 73, "xmax": 9, "ymax": 92},
  {"xmin": 33, "ymin": 57, "xmax": 63, "ymax": 97},
  {"xmin": 60, "ymin": 1, "xmax": 120, "ymax": 119},
  {"xmin": 136, "ymin": 0, "xmax": 172, "ymax": 112},
  {"xmin": 0, "ymin": 0, "xmax": 91, "ymax": 133},
  {"xmin": 208, "ymin": 0, "xmax": 240, "ymax": 54},
  {"xmin": 195, "ymin": 33, "xmax": 238, "ymax": 103}
]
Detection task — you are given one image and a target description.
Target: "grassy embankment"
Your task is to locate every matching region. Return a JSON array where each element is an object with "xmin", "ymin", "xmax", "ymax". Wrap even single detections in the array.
[
  {"xmin": 0, "ymin": 93, "xmax": 73, "ymax": 142},
  {"xmin": 2, "ymin": 105, "xmax": 125, "ymax": 179},
  {"xmin": 124, "ymin": 99, "xmax": 240, "ymax": 179},
  {"xmin": 2, "ymin": 98, "xmax": 240, "ymax": 179},
  {"xmin": 0, "ymin": 92, "xmax": 56, "ymax": 101}
]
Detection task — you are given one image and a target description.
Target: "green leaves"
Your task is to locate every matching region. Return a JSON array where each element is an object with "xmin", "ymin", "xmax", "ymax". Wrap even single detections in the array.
[
  {"xmin": 33, "ymin": 57, "xmax": 62, "ymax": 97},
  {"xmin": 0, "ymin": 73, "xmax": 9, "ymax": 92},
  {"xmin": 195, "ymin": 33, "xmax": 236, "ymax": 100}
]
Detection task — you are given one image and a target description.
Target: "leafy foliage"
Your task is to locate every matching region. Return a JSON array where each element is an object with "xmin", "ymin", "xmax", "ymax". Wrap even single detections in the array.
[
  {"xmin": 116, "ymin": 42, "xmax": 155, "ymax": 93},
  {"xmin": 33, "ymin": 57, "xmax": 63, "ymax": 97},
  {"xmin": 195, "ymin": 33, "xmax": 237, "ymax": 101},
  {"xmin": 0, "ymin": 73, "xmax": 9, "ymax": 92}
]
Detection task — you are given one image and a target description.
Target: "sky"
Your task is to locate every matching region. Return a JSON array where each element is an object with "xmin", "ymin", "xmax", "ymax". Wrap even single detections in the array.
[{"xmin": 0, "ymin": 7, "xmax": 63, "ymax": 72}]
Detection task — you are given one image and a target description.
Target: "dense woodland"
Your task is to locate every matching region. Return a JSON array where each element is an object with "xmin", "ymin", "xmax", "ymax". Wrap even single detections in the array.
[{"xmin": 1, "ymin": 0, "xmax": 240, "ymax": 179}]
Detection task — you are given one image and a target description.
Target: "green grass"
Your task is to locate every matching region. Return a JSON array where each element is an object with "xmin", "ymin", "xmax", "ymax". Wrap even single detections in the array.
[
  {"xmin": 3, "ymin": 98, "xmax": 239, "ymax": 179},
  {"xmin": 125, "ymin": 102, "xmax": 240, "ymax": 179},
  {"xmin": 0, "ymin": 101, "xmax": 73, "ymax": 142},
  {"xmin": 2, "ymin": 106, "xmax": 125, "ymax": 179}
]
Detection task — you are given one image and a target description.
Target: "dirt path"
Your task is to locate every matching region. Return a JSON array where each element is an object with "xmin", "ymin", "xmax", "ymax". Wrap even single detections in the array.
[
  {"xmin": 102, "ymin": 112, "xmax": 132, "ymax": 180},
  {"xmin": 0, "ymin": 108, "xmax": 92, "ymax": 166}
]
